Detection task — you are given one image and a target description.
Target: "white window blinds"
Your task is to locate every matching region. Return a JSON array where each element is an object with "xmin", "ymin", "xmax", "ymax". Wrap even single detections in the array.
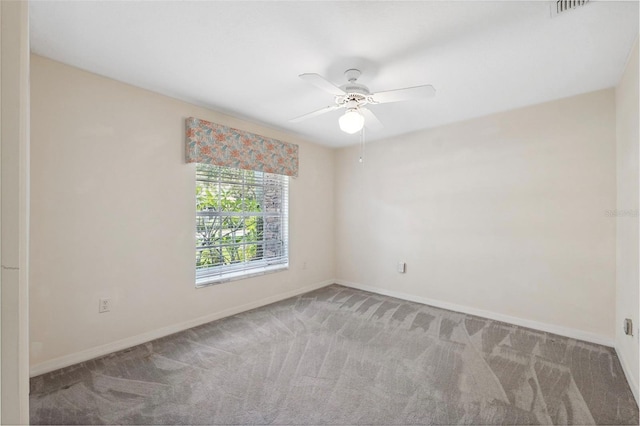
[{"xmin": 195, "ymin": 164, "xmax": 289, "ymax": 285}]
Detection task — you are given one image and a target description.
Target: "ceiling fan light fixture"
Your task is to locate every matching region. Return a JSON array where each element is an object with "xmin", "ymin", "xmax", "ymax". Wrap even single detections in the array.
[
  {"xmin": 339, "ymin": 109, "xmax": 364, "ymax": 134},
  {"xmin": 292, "ymin": 70, "xmax": 435, "ymax": 134}
]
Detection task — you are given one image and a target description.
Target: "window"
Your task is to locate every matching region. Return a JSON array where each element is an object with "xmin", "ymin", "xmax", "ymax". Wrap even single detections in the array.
[{"xmin": 195, "ymin": 164, "xmax": 289, "ymax": 286}]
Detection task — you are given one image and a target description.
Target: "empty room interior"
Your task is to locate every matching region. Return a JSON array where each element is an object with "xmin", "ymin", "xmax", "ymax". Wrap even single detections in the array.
[{"xmin": 2, "ymin": 0, "xmax": 640, "ymax": 424}]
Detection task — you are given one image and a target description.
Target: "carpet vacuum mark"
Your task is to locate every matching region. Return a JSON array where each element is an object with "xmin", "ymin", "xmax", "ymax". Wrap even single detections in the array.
[{"xmin": 30, "ymin": 285, "xmax": 639, "ymax": 425}]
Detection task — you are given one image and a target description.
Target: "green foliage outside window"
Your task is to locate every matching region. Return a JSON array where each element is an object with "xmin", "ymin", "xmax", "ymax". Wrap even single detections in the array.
[{"xmin": 195, "ymin": 165, "xmax": 265, "ymax": 270}]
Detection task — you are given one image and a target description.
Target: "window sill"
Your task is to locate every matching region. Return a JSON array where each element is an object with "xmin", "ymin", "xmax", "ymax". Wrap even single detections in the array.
[{"xmin": 196, "ymin": 264, "xmax": 289, "ymax": 288}]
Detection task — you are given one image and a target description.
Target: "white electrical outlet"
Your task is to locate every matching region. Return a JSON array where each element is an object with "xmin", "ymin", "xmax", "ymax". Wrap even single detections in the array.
[{"xmin": 99, "ymin": 298, "xmax": 112, "ymax": 313}]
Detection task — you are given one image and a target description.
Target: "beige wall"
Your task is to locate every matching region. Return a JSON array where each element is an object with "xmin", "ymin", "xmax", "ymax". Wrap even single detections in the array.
[
  {"xmin": 615, "ymin": 36, "xmax": 639, "ymax": 401},
  {"xmin": 335, "ymin": 89, "xmax": 617, "ymax": 344},
  {"xmin": 1, "ymin": 0, "xmax": 30, "ymax": 423},
  {"xmin": 29, "ymin": 55, "xmax": 335, "ymax": 372}
]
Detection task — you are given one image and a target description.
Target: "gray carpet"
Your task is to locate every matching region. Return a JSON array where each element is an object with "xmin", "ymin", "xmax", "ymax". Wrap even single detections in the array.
[{"xmin": 30, "ymin": 284, "xmax": 638, "ymax": 425}]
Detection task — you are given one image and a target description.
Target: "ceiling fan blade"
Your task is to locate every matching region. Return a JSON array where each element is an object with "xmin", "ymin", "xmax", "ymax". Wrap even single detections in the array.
[
  {"xmin": 359, "ymin": 107, "xmax": 383, "ymax": 132},
  {"xmin": 299, "ymin": 73, "xmax": 346, "ymax": 96},
  {"xmin": 289, "ymin": 104, "xmax": 342, "ymax": 123},
  {"xmin": 371, "ymin": 84, "xmax": 436, "ymax": 104}
]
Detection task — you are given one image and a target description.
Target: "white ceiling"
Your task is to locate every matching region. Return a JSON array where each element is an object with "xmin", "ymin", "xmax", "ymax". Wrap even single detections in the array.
[{"xmin": 30, "ymin": 1, "xmax": 639, "ymax": 148}]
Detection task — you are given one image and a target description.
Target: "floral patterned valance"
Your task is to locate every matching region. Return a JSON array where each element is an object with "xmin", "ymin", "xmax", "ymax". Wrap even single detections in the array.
[{"xmin": 186, "ymin": 117, "xmax": 299, "ymax": 177}]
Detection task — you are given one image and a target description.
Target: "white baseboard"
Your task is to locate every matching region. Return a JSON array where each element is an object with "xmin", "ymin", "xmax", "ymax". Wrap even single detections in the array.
[
  {"xmin": 335, "ymin": 279, "xmax": 615, "ymax": 348},
  {"xmin": 30, "ymin": 279, "xmax": 334, "ymax": 377},
  {"xmin": 616, "ymin": 345, "xmax": 639, "ymax": 404}
]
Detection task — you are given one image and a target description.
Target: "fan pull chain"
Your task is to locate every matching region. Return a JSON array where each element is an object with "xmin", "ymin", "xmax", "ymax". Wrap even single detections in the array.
[{"xmin": 359, "ymin": 127, "xmax": 366, "ymax": 164}]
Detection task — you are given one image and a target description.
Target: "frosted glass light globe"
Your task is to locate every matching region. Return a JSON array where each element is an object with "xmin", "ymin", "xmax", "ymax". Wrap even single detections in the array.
[{"xmin": 339, "ymin": 109, "xmax": 365, "ymax": 134}]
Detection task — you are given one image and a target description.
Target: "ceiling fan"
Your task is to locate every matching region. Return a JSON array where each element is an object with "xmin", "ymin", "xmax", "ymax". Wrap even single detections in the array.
[{"xmin": 290, "ymin": 68, "xmax": 436, "ymax": 134}]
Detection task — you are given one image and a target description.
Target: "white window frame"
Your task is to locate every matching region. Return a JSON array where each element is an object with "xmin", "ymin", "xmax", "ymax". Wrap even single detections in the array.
[{"xmin": 195, "ymin": 164, "xmax": 289, "ymax": 287}]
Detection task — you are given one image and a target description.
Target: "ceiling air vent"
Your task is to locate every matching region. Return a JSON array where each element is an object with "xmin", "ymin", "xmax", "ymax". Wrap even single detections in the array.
[{"xmin": 552, "ymin": 0, "xmax": 589, "ymax": 16}]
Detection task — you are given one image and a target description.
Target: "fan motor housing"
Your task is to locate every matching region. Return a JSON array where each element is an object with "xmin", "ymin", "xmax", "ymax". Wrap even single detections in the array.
[
  {"xmin": 338, "ymin": 81, "xmax": 371, "ymax": 107},
  {"xmin": 338, "ymin": 69, "xmax": 373, "ymax": 106}
]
